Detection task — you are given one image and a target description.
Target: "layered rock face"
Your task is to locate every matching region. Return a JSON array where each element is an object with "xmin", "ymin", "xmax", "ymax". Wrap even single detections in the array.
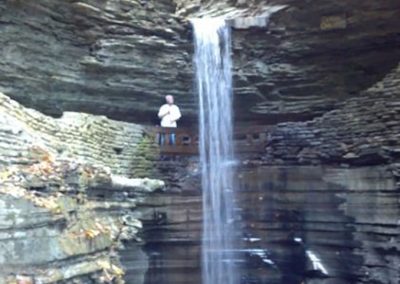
[
  {"xmin": 263, "ymin": 63, "xmax": 400, "ymax": 168},
  {"xmin": 1, "ymin": 0, "xmax": 399, "ymax": 123},
  {"xmin": 0, "ymin": 0, "xmax": 192, "ymax": 124},
  {"xmin": 0, "ymin": 0, "xmax": 399, "ymax": 283},
  {"xmin": 0, "ymin": 92, "xmax": 164, "ymax": 283},
  {"xmin": 137, "ymin": 63, "xmax": 400, "ymax": 284},
  {"xmin": 236, "ymin": 165, "xmax": 398, "ymax": 284},
  {"xmin": 231, "ymin": 0, "xmax": 400, "ymax": 122},
  {"xmin": 255, "ymin": 62, "xmax": 400, "ymax": 284},
  {"xmin": 139, "ymin": 162, "xmax": 398, "ymax": 284}
]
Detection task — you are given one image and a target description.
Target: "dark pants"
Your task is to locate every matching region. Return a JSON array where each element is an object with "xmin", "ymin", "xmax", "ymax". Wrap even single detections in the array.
[{"xmin": 159, "ymin": 132, "xmax": 176, "ymax": 145}]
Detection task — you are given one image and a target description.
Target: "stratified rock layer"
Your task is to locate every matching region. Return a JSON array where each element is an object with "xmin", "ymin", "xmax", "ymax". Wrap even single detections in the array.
[
  {"xmin": 251, "ymin": 62, "xmax": 400, "ymax": 284},
  {"xmin": 264, "ymin": 63, "xmax": 400, "ymax": 168},
  {"xmin": 0, "ymin": 1, "xmax": 399, "ymax": 283},
  {"xmin": 1, "ymin": 0, "xmax": 399, "ymax": 123},
  {"xmin": 138, "ymin": 63, "xmax": 400, "ymax": 284},
  {"xmin": 140, "ymin": 160, "xmax": 398, "ymax": 284},
  {"xmin": 0, "ymin": 92, "xmax": 164, "ymax": 283},
  {"xmin": 0, "ymin": 0, "xmax": 192, "ymax": 123},
  {"xmin": 0, "ymin": 92, "xmax": 158, "ymax": 177}
]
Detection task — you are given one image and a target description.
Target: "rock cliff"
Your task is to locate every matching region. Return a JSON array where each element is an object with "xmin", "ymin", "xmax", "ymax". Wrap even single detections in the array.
[
  {"xmin": 0, "ymin": 0, "xmax": 399, "ymax": 283},
  {"xmin": 254, "ymin": 61, "xmax": 400, "ymax": 284},
  {"xmin": 0, "ymin": 0, "xmax": 191, "ymax": 123},
  {"xmin": 137, "ymin": 62, "xmax": 400, "ymax": 284},
  {"xmin": 1, "ymin": 0, "xmax": 399, "ymax": 123},
  {"xmin": 264, "ymin": 62, "xmax": 400, "ymax": 168},
  {"xmin": 0, "ymin": 92, "xmax": 164, "ymax": 283}
]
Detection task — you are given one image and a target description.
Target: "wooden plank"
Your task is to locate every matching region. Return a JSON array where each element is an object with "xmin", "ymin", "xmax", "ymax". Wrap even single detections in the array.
[
  {"xmin": 146, "ymin": 126, "xmax": 268, "ymax": 156},
  {"xmin": 159, "ymin": 144, "xmax": 266, "ymax": 155}
]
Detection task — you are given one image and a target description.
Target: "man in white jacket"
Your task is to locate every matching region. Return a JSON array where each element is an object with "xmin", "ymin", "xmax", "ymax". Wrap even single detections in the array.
[{"xmin": 158, "ymin": 95, "xmax": 181, "ymax": 145}]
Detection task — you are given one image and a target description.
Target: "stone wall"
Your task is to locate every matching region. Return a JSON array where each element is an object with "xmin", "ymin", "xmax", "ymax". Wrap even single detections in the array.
[
  {"xmin": 1, "ymin": 0, "xmax": 399, "ymax": 124},
  {"xmin": 264, "ymin": 63, "xmax": 400, "ymax": 168},
  {"xmin": 138, "ymin": 161, "xmax": 399, "ymax": 284},
  {"xmin": 0, "ymin": 92, "xmax": 158, "ymax": 177},
  {"xmin": 0, "ymin": 92, "xmax": 164, "ymax": 283},
  {"xmin": 0, "ymin": 0, "xmax": 192, "ymax": 123},
  {"xmin": 255, "ymin": 63, "xmax": 400, "ymax": 284},
  {"xmin": 0, "ymin": 1, "xmax": 399, "ymax": 283},
  {"xmin": 136, "ymin": 63, "xmax": 400, "ymax": 284}
]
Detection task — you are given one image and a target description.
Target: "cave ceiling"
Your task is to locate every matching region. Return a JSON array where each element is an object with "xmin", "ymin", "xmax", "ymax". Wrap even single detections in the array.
[{"xmin": 0, "ymin": 0, "xmax": 399, "ymax": 126}]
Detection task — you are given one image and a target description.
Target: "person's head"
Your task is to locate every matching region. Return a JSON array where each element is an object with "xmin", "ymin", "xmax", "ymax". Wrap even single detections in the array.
[{"xmin": 165, "ymin": 95, "xmax": 174, "ymax": 105}]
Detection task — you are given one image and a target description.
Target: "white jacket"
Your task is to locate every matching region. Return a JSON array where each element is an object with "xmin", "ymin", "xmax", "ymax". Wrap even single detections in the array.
[{"xmin": 158, "ymin": 104, "xmax": 181, "ymax": 127}]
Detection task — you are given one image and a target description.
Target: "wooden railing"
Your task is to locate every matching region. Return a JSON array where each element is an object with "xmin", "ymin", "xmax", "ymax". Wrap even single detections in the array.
[{"xmin": 146, "ymin": 125, "xmax": 271, "ymax": 155}]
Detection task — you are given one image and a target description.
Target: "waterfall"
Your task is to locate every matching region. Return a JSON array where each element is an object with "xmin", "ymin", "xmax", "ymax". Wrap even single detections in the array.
[{"xmin": 192, "ymin": 19, "xmax": 237, "ymax": 284}]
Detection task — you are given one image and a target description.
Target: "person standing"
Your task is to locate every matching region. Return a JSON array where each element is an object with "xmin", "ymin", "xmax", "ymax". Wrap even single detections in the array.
[{"xmin": 158, "ymin": 95, "xmax": 181, "ymax": 145}]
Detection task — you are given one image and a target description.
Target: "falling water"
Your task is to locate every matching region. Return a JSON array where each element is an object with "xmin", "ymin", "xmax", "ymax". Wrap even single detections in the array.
[{"xmin": 192, "ymin": 19, "xmax": 237, "ymax": 284}]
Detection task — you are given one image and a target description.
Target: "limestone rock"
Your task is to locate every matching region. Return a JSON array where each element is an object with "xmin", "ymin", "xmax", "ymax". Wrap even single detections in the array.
[
  {"xmin": 264, "ymin": 63, "xmax": 400, "ymax": 167},
  {"xmin": 0, "ymin": 92, "xmax": 164, "ymax": 282},
  {"xmin": 1, "ymin": 0, "xmax": 399, "ymax": 124}
]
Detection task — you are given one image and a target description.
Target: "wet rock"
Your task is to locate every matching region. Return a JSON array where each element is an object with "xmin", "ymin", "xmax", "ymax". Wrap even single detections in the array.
[
  {"xmin": 264, "ymin": 63, "xmax": 400, "ymax": 168},
  {"xmin": 1, "ymin": 1, "xmax": 400, "ymax": 124},
  {"xmin": 0, "ymin": 93, "xmax": 163, "ymax": 282},
  {"xmin": 141, "ymin": 162, "xmax": 399, "ymax": 284}
]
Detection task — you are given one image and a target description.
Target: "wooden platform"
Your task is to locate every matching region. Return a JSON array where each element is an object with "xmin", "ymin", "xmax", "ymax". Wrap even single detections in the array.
[{"xmin": 146, "ymin": 126, "xmax": 271, "ymax": 155}]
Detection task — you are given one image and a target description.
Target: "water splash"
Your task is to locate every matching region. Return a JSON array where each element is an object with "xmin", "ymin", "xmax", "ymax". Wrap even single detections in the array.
[
  {"xmin": 306, "ymin": 250, "xmax": 329, "ymax": 276},
  {"xmin": 192, "ymin": 18, "xmax": 237, "ymax": 284}
]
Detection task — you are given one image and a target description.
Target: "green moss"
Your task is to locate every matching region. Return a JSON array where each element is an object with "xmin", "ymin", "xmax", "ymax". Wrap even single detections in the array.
[{"xmin": 131, "ymin": 135, "xmax": 159, "ymax": 178}]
